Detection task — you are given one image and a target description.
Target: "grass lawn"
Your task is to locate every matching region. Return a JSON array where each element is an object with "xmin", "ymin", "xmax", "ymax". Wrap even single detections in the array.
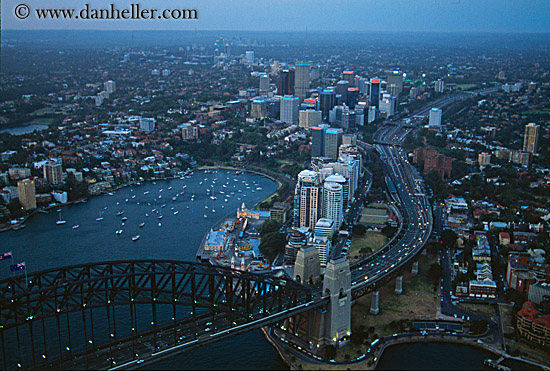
[
  {"xmin": 348, "ymin": 231, "xmax": 387, "ymax": 264},
  {"xmin": 458, "ymin": 303, "xmax": 497, "ymax": 318},
  {"xmin": 26, "ymin": 118, "xmax": 53, "ymax": 125},
  {"xmin": 456, "ymin": 84, "xmax": 479, "ymax": 91}
]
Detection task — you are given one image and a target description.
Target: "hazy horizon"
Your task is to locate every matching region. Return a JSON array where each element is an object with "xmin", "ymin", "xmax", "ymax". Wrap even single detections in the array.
[{"xmin": 2, "ymin": 0, "xmax": 550, "ymax": 33}]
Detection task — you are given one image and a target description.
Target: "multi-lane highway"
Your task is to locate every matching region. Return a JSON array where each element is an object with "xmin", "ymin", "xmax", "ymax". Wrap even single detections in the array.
[{"xmin": 347, "ymin": 93, "xmax": 480, "ymax": 291}]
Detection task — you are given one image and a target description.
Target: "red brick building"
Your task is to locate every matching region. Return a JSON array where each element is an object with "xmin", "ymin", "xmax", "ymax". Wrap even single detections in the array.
[
  {"xmin": 517, "ymin": 301, "xmax": 550, "ymax": 346},
  {"xmin": 412, "ymin": 147, "xmax": 454, "ymax": 180}
]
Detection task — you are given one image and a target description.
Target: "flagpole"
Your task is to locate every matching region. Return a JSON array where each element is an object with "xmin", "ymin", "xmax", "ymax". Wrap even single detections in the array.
[{"xmin": 24, "ymin": 263, "xmax": 28, "ymax": 289}]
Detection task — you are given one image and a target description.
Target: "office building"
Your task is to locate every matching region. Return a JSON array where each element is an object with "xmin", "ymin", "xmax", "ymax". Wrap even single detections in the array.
[
  {"xmin": 311, "ymin": 125, "xmax": 329, "ymax": 158},
  {"xmin": 294, "ymin": 170, "xmax": 320, "ymax": 230},
  {"xmin": 139, "ymin": 117, "xmax": 156, "ymax": 133},
  {"xmin": 280, "ymin": 96, "xmax": 299, "ymax": 124},
  {"xmin": 310, "ymin": 235, "xmax": 331, "ymax": 266},
  {"xmin": 43, "ymin": 159, "xmax": 63, "ymax": 186},
  {"xmin": 251, "ymin": 99, "xmax": 267, "ymax": 120},
  {"xmin": 369, "ymin": 78, "xmax": 381, "ymax": 108},
  {"xmin": 336, "ymin": 80, "xmax": 350, "ymax": 102},
  {"xmin": 342, "ymin": 134, "xmax": 357, "ymax": 146},
  {"xmin": 429, "ymin": 108, "xmax": 442, "ymax": 128},
  {"xmin": 523, "ymin": 123, "xmax": 540, "ymax": 154},
  {"xmin": 259, "ymin": 74, "xmax": 269, "ymax": 94},
  {"xmin": 299, "ymin": 110, "xmax": 322, "ymax": 128},
  {"xmin": 386, "ymin": 70, "xmax": 403, "ymax": 95},
  {"xmin": 323, "ymin": 181, "xmax": 344, "ymax": 229},
  {"xmin": 104, "ymin": 80, "xmax": 116, "ymax": 94},
  {"xmin": 325, "ymin": 128, "xmax": 343, "ymax": 160},
  {"xmin": 284, "ymin": 229, "xmax": 307, "ymax": 265},
  {"xmin": 245, "ymin": 51, "xmax": 254, "ymax": 64},
  {"xmin": 478, "ymin": 152, "xmax": 491, "ymax": 167},
  {"xmin": 181, "ymin": 123, "xmax": 199, "ymax": 140},
  {"xmin": 341, "ymin": 111, "xmax": 356, "ymax": 132},
  {"xmin": 346, "ymin": 87, "xmax": 360, "ymax": 109},
  {"xmin": 342, "ymin": 70, "xmax": 355, "ymax": 85},
  {"xmin": 277, "ymin": 69, "xmax": 295, "ymax": 96},
  {"xmin": 367, "ymin": 106, "xmax": 378, "ymax": 124},
  {"xmin": 435, "ymin": 79, "xmax": 445, "ymax": 93},
  {"xmin": 301, "ymin": 98, "xmax": 319, "ymax": 111},
  {"xmin": 320, "ymin": 89, "xmax": 336, "ymax": 119},
  {"xmin": 314, "ymin": 218, "xmax": 335, "ymax": 238},
  {"xmin": 294, "ymin": 63, "xmax": 310, "ymax": 100},
  {"xmin": 379, "ymin": 93, "xmax": 397, "ymax": 118},
  {"xmin": 325, "ymin": 173, "xmax": 349, "ymax": 209},
  {"xmin": 18, "ymin": 178, "xmax": 36, "ymax": 210}
]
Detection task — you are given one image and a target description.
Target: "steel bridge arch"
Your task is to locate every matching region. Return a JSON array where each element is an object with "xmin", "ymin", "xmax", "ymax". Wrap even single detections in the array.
[{"xmin": 0, "ymin": 260, "xmax": 313, "ymax": 369}]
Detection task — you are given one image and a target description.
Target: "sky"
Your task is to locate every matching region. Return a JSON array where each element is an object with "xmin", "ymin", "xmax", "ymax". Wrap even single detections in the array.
[{"xmin": 2, "ymin": 0, "xmax": 550, "ymax": 33}]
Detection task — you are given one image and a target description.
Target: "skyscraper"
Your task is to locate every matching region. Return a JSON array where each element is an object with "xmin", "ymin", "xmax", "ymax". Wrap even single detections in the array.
[
  {"xmin": 386, "ymin": 70, "xmax": 403, "ymax": 95},
  {"xmin": 18, "ymin": 178, "xmax": 36, "ymax": 210},
  {"xmin": 379, "ymin": 93, "xmax": 397, "ymax": 118},
  {"xmin": 320, "ymin": 89, "xmax": 336, "ymax": 119},
  {"xmin": 323, "ymin": 181, "xmax": 344, "ymax": 229},
  {"xmin": 336, "ymin": 80, "xmax": 350, "ymax": 103},
  {"xmin": 346, "ymin": 87, "xmax": 360, "ymax": 109},
  {"xmin": 369, "ymin": 79, "xmax": 381, "ymax": 108},
  {"xmin": 104, "ymin": 80, "xmax": 116, "ymax": 94},
  {"xmin": 523, "ymin": 123, "xmax": 540, "ymax": 154},
  {"xmin": 299, "ymin": 110, "xmax": 322, "ymax": 128},
  {"xmin": 294, "ymin": 170, "xmax": 320, "ymax": 230},
  {"xmin": 294, "ymin": 63, "xmax": 310, "ymax": 101},
  {"xmin": 280, "ymin": 96, "xmax": 299, "ymax": 124},
  {"xmin": 245, "ymin": 51, "xmax": 254, "ymax": 64},
  {"xmin": 311, "ymin": 125, "xmax": 328, "ymax": 158},
  {"xmin": 259, "ymin": 74, "xmax": 269, "ymax": 94},
  {"xmin": 43, "ymin": 159, "xmax": 63, "ymax": 185},
  {"xmin": 325, "ymin": 174, "xmax": 348, "ymax": 209},
  {"xmin": 325, "ymin": 128, "xmax": 343, "ymax": 160},
  {"xmin": 342, "ymin": 70, "xmax": 355, "ymax": 85},
  {"xmin": 251, "ymin": 99, "xmax": 267, "ymax": 120},
  {"xmin": 429, "ymin": 108, "xmax": 442, "ymax": 128},
  {"xmin": 434, "ymin": 79, "xmax": 445, "ymax": 93},
  {"xmin": 277, "ymin": 69, "xmax": 295, "ymax": 96},
  {"xmin": 341, "ymin": 111, "xmax": 356, "ymax": 132}
]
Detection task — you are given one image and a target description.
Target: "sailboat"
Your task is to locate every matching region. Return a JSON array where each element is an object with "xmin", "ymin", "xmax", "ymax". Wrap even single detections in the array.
[
  {"xmin": 96, "ymin": 210, "xmax": 104, "ymax": 221},
  {"xmin": 56, "ymin": 210, "xmax": 66, "ymax": 225}
]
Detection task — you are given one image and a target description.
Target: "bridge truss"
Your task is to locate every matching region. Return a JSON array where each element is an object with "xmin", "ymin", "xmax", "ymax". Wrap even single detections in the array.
[{"xmin": 0, "ymin": 260, "xmax": 313, "ymax": 369}]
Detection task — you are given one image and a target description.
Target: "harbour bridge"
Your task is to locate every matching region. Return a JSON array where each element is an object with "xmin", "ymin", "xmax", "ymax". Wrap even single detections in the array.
[{"xmin": 0, "ymin": 260, "xmax": 326, "ymax": 369}]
